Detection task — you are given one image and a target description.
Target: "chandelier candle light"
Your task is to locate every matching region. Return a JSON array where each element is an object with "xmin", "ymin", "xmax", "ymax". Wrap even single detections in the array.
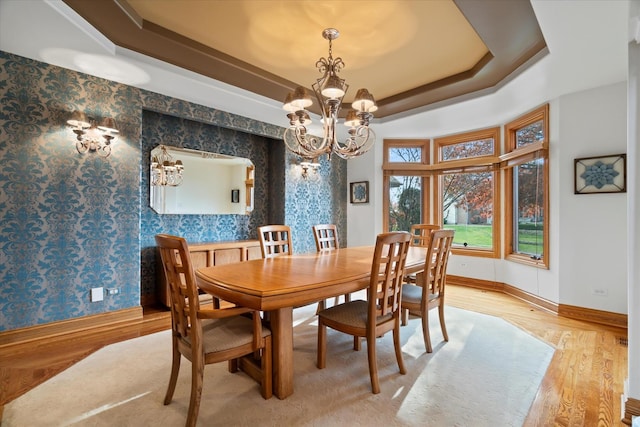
[
  {"xmin": 151, "ymin": 145, "xmax": 184, "ymax": 186},
  {"xmin": 283, "ymin": 28, "xmax": 377, "ymax": 160}
]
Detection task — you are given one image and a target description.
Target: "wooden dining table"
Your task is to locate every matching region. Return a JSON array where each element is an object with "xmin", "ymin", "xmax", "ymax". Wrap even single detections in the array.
[{"xmin": 195, "ymin": 245, "xmax": 427, "ymax": 399}]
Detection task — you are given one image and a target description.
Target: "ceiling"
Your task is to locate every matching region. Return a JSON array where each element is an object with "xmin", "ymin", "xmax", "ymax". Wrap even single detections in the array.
[
  {"xmin": 0, "ymin": 1, "xmax": 631, "ymax": 131},
  {"xmin": 59, "ymin": 0, "xmax": 547, "ymax": 119}
]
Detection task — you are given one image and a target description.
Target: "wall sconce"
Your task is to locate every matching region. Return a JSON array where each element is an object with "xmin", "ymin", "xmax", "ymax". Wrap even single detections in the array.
[
  {"xmin": 67, "ymin": 111, "xmax": 119, "ymax": 158},
  {"xmin": 300, "ymin": 158, "xmax": 320, "ymax": 179}
]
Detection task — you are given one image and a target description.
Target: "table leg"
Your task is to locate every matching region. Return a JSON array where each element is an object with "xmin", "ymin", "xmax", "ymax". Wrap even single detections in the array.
[{"xmin": 270, "ymin": 307, "xmax": 294, "ymax": 399}]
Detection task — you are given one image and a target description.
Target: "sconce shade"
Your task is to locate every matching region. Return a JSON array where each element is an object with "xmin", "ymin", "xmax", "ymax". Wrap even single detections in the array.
[
  {"xmin": 67, "ymin": 110, "xmax": 90, "ymax": 128},
  {"xmin": 321, "ymin": 75, "xmax": 346, "ymax": 99},
  {"xmin": 352, "ymin": 89, "xmax": 378, "ymax": 113},
  {"xmin": 98, "ymin": 117, "xmax": 119, "ymax": 134},
  {"xmin": 344, "ymin": 110, "xmax": 360, "ymax": 127},
  {"xmin": 291, "ymin": 86, "xmax": 313, "ymax": 110},
  {"xmin": 282, "ymin": 92, "xmax": 296, "ymax": 112}
]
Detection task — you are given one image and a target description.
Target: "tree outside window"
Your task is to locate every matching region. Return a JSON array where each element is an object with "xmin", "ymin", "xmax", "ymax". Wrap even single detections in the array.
[{"xmin": 435, "ymin": 128, "xmax": 500, "ymax": 257}]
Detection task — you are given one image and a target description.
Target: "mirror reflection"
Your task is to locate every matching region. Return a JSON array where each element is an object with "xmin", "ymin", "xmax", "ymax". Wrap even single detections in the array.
[{"xmin": 150, "ymin": 145, "xmax": 254, "ymax": 215}]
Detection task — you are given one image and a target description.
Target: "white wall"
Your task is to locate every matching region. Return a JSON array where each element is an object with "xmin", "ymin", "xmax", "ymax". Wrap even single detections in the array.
[
  {"xmin": 558, "ymin": 82, "xmax": 628, "ymax": 313},
  {"xmin": 347, "ymin": 149, "xmax": 381, "ymax": 247}
]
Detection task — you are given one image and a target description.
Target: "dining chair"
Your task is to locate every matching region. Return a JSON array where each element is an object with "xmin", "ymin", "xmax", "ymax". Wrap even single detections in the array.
[
  {"xmin": 405, "ymin": 224, "xmax": 441, "ymax": 285},
  {"xmin": 155, "ymin": 234, "xmax": 272, "ymax": 427},
  {"xmin": 401, "ymin": 229, "xmax": 454, "ymax": 353},
  {"xmin": 312, "ymin": 224, "xmax": 350, "ymax": 312},
  {"xmin": 317, "ymin": 231, "xmax": 412, "ymax": 394},
  {"xmin": 258, "ymin": 224, "xmax": 293, "ymax": 258},
  {"xmin": 409, "ymin": 223, "xmax": 441, "ymax": 247}
]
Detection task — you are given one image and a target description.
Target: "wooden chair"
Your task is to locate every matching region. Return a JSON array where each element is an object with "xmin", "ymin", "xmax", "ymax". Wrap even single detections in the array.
[
  {"xmin": 258, "ymin": 225, "xmax": 293, "ymax": 258},
  {"xmin": 317, "ymin": 231, "xmax": 411, "ymax": 394},
  {"xmin": 313, "ymin": 224, "xmax": 340, "ymax": 251},
  {"xmin": 312, "ymin": 224, "xmax": 350, "ymax": 312},
  {"xmin": 405, "ymin": 224, "xmax": 441, "ymax": 285},
  {"xmin": 409, "ymin": 224, "xmax": 441, "ymax": 248},
  {"xmin": 401, "ymin": 229, "xmax": 454, "ymax": 353},
  {"xmin": 155, "ymin": 234, "xmax": 272, "ymax": 427}
]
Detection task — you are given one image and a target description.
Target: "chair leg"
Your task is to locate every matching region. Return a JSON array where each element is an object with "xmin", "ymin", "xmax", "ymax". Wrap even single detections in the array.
[
  {"xmin": 393, "ymin": 319, "xmax": 407, "ymax": 375},
  {"xmin": 317, "ymin": 320, "xmax": 326, "ymax": 369},
  {"xmin": 186, "ymin": 355, "xmax": 204, "ymax": 427},
  {"xmin": 353, "ymin": 336, "xmax": 361, "ymax": 351},
  {"xmin": 366, "ymin": 333, "xmax": 380, "ymax": 394},
  {"xmin": 439, "ymin": 303, "xmax": 449, "ymax": 342},
  {"xmin": 164, "ymin": 337, "xmax": 181, "ymax": 405},
  {"xmin": 401, "ymin": 307, "xmax": 408, "ymax": 326},
  {"xmin": 421, "ymin": 309, "xmax": 433, "ymax": 353},
  {"xmin": 261, "ymin": 337, "xmax": 273, "ymax": 399}
]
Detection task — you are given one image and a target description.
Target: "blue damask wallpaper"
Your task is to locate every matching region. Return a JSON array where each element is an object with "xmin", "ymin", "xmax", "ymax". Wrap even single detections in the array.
[
  {"xmin": 0, "ymin": 50, "xmax": 347, "ymax": 332},
  {"xmin": 0, "ymin": 52, "xmax": 141, "ymax": 329},
  {"xmin": 139, "ymin": 111, "xmax": 272, "ymax": 299}
]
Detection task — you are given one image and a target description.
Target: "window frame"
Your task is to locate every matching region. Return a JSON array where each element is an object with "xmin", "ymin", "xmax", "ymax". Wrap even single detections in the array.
[
  {"xmin": 382, "ymin": 139, "xmax": 430, "ymax": 232},
  {"xmin": 502, "ymin": 104, "xmax": 549, "ymax": 269},
  {"xmin": 434, "ymin": 127, "xmax": 501, "ymax": 258}
]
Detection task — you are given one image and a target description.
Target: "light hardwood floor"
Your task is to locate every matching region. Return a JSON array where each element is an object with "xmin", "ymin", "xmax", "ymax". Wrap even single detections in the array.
[{"xmin": 0, "ymin": 285, "xmax": 629, "ymax": 425}]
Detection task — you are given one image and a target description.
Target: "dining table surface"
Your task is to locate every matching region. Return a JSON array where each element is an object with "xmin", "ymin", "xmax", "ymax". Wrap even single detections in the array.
[{"xmin": 195, "ymin": 244, "xmax": 427, "ymax": 399}]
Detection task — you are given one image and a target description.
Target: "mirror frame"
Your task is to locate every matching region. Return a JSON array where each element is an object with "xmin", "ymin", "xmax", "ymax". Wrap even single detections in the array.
[{"xmin": 149, "ymin": 145, "xmax": 254, "ymax": 215}]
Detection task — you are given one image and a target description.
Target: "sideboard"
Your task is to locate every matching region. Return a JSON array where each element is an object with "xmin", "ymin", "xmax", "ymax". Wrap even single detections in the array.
[{"xmin": 158, "ymin": 239, "xmax": 262, "ymax": 307}]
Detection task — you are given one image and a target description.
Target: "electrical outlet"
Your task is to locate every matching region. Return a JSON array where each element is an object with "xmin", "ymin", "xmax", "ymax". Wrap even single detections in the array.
[
  {"xmin": 592, "ymin": 288, "xmax": 608, "ymax": 297},
  {"xmin": 91, "ymin": 287, "xmax": 104, "ymax": 302},
  {"xmin": 106, "ymin": 287, "xmax": 120, "ymax": 296}
]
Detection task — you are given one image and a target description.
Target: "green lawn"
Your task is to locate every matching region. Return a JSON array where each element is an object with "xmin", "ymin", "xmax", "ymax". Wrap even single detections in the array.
[{"xmin": 444, "ymin": 224, "xmax": 543, "ymax": 255}]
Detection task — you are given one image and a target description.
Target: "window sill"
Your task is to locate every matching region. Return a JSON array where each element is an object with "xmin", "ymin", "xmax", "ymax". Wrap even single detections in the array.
[{"xmin": 506, "ymin": 253, "xmax": 549, "ymax": 269}]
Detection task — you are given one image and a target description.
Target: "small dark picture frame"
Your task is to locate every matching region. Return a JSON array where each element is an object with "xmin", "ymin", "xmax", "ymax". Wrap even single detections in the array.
[
  {"xmin": 350, "ymin": 181, "xmax": 369, "ymax": 204},
  {"xmin": 574, "ymin": 153, "xmax": 626, "ymax": 194},
  {"xmin": 231, "ymin": 189, "xmax": 240, "ymax": 203}
]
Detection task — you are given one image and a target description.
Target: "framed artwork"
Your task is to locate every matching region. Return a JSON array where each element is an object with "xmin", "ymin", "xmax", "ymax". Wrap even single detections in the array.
[
  {"xmin": 231, "ymin": 189, "xmax": 240, "ymax": 203},
  {"xmin": 574, "ymin": 153, "xmax": 626, "ymax": 194},
  {"xmin": 350, "ymin": 181, "xmax": 369, "ymax": 204}
]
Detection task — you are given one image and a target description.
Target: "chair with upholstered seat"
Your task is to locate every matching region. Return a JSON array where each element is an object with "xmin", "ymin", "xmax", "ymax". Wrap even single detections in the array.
[
  {"xmin": 312, "ymin": 224, "xmax": 350, "ymax": 312},
  {"xmin": 258, "ymin": 225, "xmax": 293, "ymax": 258},
  {"xmin": 317, "ymin": 231, "xmax": 411, "ymax": 394},
  {"xmin": 155, "ymin": 234, "xmax": 272, "ymax": 427},
  {"xmin": 401, "ymin": 229, "xmax": 454, "ymax": 353}
]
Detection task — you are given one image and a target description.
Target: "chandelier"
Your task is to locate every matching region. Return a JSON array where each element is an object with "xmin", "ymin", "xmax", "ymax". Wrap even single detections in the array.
[
  {"xmin": 151, "ymin": 145, "xmax": 184, "ymax": 186},
  {"xmin": 283, "ymin": 28, "xmax": 377, "ymax": 160}
]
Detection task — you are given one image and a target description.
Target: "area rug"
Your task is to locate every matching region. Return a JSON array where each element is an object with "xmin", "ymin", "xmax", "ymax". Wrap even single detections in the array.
[{"xmin": 3, "ymin": 304, "xmax": 554, "ymax": 426}]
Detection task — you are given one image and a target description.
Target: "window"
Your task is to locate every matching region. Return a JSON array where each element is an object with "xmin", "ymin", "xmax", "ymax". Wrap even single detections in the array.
[
  {"xmin": 383, "ymin": 140, "xmax": 429, "ymax": 232},
  {"xmin": 381, "ymin": 105, "xmax": 549, "ymax": 266},
  {"xmin": 434, "ymin": 128, "xmax": 500, "ymax": 258},
  {"xmin": 387, "ymin": 175, "xmax": 424, "ymax": 232},
  {"xmin": 503, "ymin": 104, "xmax": 549, "ymax": 268}
]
